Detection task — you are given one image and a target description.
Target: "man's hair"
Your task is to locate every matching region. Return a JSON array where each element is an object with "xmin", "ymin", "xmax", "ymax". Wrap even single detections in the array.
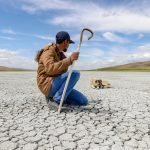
[{"xmin": 35, "ymin": 49, "xmax": 44, "ymax": 62}]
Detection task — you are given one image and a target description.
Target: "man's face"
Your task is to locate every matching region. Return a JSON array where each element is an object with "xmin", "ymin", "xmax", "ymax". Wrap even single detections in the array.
[{"xmin": 63, "ymin": 40, "xmax": 69, "ymax": 52}]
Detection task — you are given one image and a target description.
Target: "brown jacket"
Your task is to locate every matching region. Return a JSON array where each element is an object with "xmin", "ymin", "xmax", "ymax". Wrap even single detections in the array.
[{"xmin": 37, "ymin": 43, "xmax": 71, "ymax": 96}]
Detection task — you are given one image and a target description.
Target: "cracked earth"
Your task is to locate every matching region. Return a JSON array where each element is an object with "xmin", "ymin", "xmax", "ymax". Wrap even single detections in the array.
[{"xmin": 0, "ymin": 72, "xmax": 150, "ymax": 150}]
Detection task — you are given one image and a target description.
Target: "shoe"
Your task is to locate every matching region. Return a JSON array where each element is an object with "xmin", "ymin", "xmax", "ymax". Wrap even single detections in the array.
[
  {"xmin": 45, "ymin": 97, "xmax": 74, "ymax": 112},
  {"xmin": 45, "ymin": 97, "xmax": 59, "ymax": 111}
]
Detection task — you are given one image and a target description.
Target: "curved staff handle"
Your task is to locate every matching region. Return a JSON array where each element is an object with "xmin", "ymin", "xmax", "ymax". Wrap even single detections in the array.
[
  {"xmin": 58, "ymin": 28, "xmax": 94, "ymax": 114},
  {"xmin": 77, "ymin": 28, "xmax": 94, "ymax": 51}
]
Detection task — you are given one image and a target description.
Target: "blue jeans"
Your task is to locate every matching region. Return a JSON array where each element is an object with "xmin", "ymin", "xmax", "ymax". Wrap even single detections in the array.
[{"xmin": 48, "ymin": 70, "xmax": 88, "ymax": 105}]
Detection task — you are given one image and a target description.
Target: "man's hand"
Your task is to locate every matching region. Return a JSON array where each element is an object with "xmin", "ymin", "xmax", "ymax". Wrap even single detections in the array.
[{"xmin": 70, "ymin": 52, "xmax": 80, "ymax": 63}]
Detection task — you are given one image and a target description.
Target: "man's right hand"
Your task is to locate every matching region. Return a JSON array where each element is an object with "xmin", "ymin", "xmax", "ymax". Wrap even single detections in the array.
[{"xmin": 70, "ymin": 52, "xmax": 80, "ymax": 63}]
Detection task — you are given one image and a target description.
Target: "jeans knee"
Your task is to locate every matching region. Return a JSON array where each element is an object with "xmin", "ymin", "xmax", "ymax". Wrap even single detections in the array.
[{"xmin": 72, "ymin": 70, "xmax": 80, "ymax": 80}]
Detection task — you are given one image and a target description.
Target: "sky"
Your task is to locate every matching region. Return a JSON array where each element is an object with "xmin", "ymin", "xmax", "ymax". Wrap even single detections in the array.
[{"xmin": 0, "ymin": 0, "xmax": 150, "ymax": 70}]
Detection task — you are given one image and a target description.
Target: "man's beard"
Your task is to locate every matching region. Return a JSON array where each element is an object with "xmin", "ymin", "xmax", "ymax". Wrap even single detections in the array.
[{"xmin": 63, "ymin": 49, "xmax": 67, "ymax": 52}]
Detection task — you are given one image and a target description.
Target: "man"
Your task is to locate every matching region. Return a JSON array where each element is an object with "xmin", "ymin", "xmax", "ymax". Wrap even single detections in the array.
[{"xmin": 35, "ymin": 31, "xmax": 88, "ymax": 110}]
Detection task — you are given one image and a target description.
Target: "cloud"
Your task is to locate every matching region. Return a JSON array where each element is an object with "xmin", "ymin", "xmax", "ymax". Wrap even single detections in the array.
[
  {"xmin": 0, "ymin": 49, "xmax": 19, "ymax": 58},
  {"xmin": 49, "ymin": 1, "xmax": 150, "ymax": 33},
  {"xmin": 75, "ymin": 44, "xmax": 150, "ymax": 70},
  {"xmin": 0, "ymin": 36, "xmax": 15, "ymax": 40},
  {"xmin": 137, "ymin": 44, "xmax": 150, "ymax": 52},
  {"xmin": 1, "ymin": 44, "xmax": 149, "ymax": 70},
  {"xmin": 104, "ymin": 45, "xmax": 150, "ymax": 67},
  {"xmin": 51, "ymin": 7, "xmax": 150, "ymax": 33},
  {"xmin": 138, "ymin": 33, "xmax": 144, "ymax": 39},
  {"xmin": 3, "ymin": 0, "xmax": 150, "ymax": 33},
  {"xmin": 1, "ymin": 28, "xmax": 54, "ymax": 41},
  {"xmin": 0, "ymin": 49, "xmax": 37, "ymax": 69},
  {"xmin": 102, "ymin": 32, "xmax": 129, "ymax": 43},
  {"xmin": 80, "ymin": 49, "xmax": 104, "ymax": 58},
  {"xmin": 20, "ymin": 0, "xmax": 75, "ymax": 13},
  {"xmin": 1, "ymin": 29, "xmax": 17, "ymax": 34},
  {"xmin": 33, "ymin": 34, "xmax": 54, "ymax": 40},
  {"xmin": 1, "ymin": 0, "xmax": 150, "ymax": 70}
]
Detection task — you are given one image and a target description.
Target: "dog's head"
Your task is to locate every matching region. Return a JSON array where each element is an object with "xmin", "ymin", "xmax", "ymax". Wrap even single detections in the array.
[{"xmin": 91, "ymin": 79, "xmax": 102, "ymax": 86}]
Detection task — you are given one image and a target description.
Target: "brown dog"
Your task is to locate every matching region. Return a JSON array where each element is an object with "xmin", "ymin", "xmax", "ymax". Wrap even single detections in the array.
[{"xmin": 91, "ymin": 79, "xmax": 112, "ymax": 89}]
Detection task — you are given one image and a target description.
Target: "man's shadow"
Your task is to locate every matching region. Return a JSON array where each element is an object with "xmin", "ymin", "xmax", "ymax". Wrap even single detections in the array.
[{"xmin": 61, "ymin": 99, "xmax": 116, "ymax": 115}]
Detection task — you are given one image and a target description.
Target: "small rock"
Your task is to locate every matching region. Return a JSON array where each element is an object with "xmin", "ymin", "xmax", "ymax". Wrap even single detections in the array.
[
  {"xmin": 59, "ymin": 133, "xmax": 73, "ymax": 141},
  {"xmin": 62, "ymin": 141, "xmax": 76, "ymax": 149},
  {"xmin": 54, "ymin": 127, "xmax": 66, "ymax": 136},
  {"xmin": 0, "ymin": 137, "xmax": 10, "ymax": 142},
  {"xmin": 124, "ymin": 139, "xmax": 138, "ymax": 148},
  {"xmin": 11, "ymin": 138, "xmax": 19, "ymax": 142},
  {"xmin": 9, "ymin": 130, "xmax": 23, "ymax": 137},
  {"xmin": 24, "ymin": 126, "xmax": 34, "ymax": 132},
  {"xmin": 25, "ymin": 135, "xmax": 41, "ymax": 143},
  {"xmin": 138, "ymin": 141, "xmax": 148, "ymax": 149},
  {"xmin": 118, "ymin": 133, "xmax": 130, "ymax": 141},
  {"xmin": 54, "ymin": 145, "xmax": 65, "ymax": 150},
  {"xmin": 22, "ymin": 143, "xmax": 38, "ymax": 150},
  {"xmin": 111, "ymin": 144, "xmax": 123, "ymax": 150},
  {"xmin": 89, "ymin": 143, "xmax": 100, "ymax": 150},
  {"xmin": 26, "ymin": 131, "xmax": 37, "ymax": 137},
  {"xmin": 0, "ymin": 141, "xmax": 17, "ymax": 150}
]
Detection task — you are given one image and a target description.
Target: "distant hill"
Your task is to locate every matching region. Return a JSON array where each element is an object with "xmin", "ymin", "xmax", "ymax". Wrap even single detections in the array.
[
  {"xmin": 0, "ymin": 66, "xmax": 35, "ymax": 71},
  {"xmin": 91, "ymin": 61, "xmax": 150, "ymax": 71}
]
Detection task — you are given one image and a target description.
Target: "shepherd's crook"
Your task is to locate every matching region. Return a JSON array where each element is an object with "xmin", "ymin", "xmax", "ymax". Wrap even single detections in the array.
[{"xmin": 58, "ymin": 28, "xmax": 94, "ymax": 114}]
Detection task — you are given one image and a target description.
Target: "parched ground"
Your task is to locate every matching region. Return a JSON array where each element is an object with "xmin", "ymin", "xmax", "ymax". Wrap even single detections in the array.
[{"xmin": 0, "ymin": 72, "xmax": 150, "ymax": 150}]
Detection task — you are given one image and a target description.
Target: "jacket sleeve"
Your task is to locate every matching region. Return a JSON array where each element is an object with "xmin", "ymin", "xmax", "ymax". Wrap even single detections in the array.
[{"xmin": 42, "ymin": 49, "xmax": 71, "ymax": 76}]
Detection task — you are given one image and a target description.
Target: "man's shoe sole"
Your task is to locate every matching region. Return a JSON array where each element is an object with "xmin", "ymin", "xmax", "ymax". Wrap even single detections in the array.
[{"xmin": 47, "ymin": 101, "xmax": 59, "ymax": 111}]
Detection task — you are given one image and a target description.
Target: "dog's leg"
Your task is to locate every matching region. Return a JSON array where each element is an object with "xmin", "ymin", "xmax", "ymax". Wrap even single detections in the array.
[{"xmin": 91, "ymin": 85, "xmax": 96, "ymax": 89}]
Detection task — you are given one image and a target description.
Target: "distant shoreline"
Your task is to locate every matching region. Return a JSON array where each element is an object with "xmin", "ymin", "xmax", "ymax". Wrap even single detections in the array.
[
  {"xmin": 81, "ymin": 69, "xmax": 150, "ymax": 72},
  {"xmin": 1, "ymin": 60, "xmax": 150, "ymax": 72},
  {"xmin": 1, "ymin": 69, "xmax": 150, "ymax": 72}
]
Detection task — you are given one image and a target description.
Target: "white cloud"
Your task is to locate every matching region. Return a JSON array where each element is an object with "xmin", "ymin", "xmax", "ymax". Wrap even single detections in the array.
[
  {"xmin": 1, "ymin": 44, "xmax": 150, "ymax": 70},
  {"xmin": 2, "ymin": 0, "xmax": 149, "ymax": 34},
  {"xmin": 33, "ymin": 34, "xmax": 54, "ymax": 40},
  {"xmin": 1, "ymin": 28, "xmax": 54, "ymax": 41},
  {"xmin": 71, "ymin": 34, "xmax": 81, "ymax": 42},
  {"xmin": 102, "ymin": 32, "xmax": 129, "ymax": 43},
  {"xmin": 49, "ymin": 2, "xmax": 150, "ymax": 33},
  {"xmin": 75, "ymin": 44, "xmax": 150, "ymax": 70},
  {"xmin": 138, "ymin": 33, "xmax": 144, "ymax": 39},
  {"xmin": 51, "ymin": 7, "xmax": 150, "ymax": 33},
  {"xmin": 1, "ymin": 0, "xmax": 150, "ymax": 70},
  {"xmin": 4, "ymin": 0, "xmax": 150, "ymax": 33},
  {"xmin": 0, "ymin": 36, "xmax": 15, "ymax": 40},
  {"xmin": 81, "ymin": 49, "xmax": 104, "ymax": 58},
  {"xmin": 0, "ymin": 49, "xmax": 37, "ymax": 69},
  {"xmin": 137, "ymin": 44, "xmax": 150, "ymax": 52},
  {"xmin": 1, "ymin": 29, "xmax": 17, "ymax": 34},
  {"xmin": 104, "ymin": 46, "xmax": 150, "ymax": 67},
  {"xmin": 21, "ymin": 0, "xmax": 75, "ymax": 13},
  {"xmin": 0, "ymin": 49, "xmax": 18, "ymax": 58}
]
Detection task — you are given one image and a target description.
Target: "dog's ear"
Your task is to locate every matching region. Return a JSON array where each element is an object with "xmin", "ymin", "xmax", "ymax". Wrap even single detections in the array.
[
  {"xmin": 98, "ymin": 80, "xmax": 102, "ymax": 85},
  {"xmin": 94, "ymin": 79, "xmax": 97, "ymax": 85},
  {"xmin": 95, "ymin": 80, "xmax": 98, "ymax": 84},
  {"xmin": 92, "ymin": 79, "xmax": 97, "ymax": 86}
]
